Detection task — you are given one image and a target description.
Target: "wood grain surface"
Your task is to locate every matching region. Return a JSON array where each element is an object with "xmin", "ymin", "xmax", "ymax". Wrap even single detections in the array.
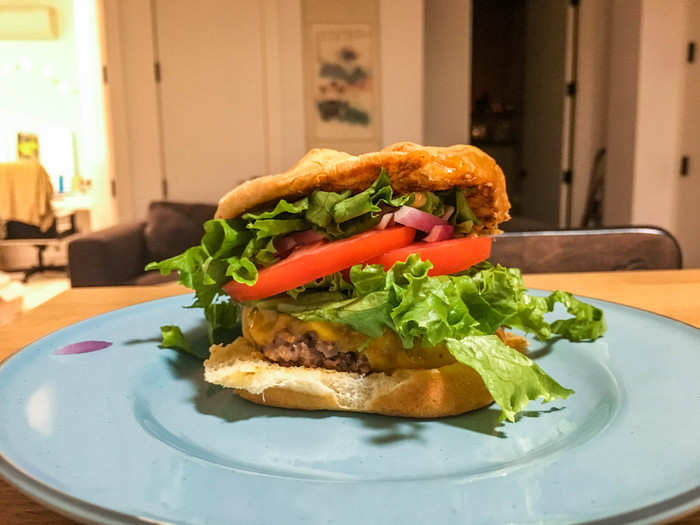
[{"xmin": 1, "ymin": 271, "xmax": 699, "ymax": 524}]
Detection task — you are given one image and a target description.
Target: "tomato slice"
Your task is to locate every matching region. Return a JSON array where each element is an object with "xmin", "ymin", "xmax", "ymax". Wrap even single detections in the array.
[
  {"xmin": 366, "ymin": 236, "xmax": 492, "ymax": 276},
  {"xmin": 223, "ymin": 227, "xmax": 416, "ymax": 301}
]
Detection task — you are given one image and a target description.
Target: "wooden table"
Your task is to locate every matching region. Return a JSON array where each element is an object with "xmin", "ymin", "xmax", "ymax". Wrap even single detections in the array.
[{"xmin": 1, "ymin": 270, "xmax": 699, "ymax": 524}]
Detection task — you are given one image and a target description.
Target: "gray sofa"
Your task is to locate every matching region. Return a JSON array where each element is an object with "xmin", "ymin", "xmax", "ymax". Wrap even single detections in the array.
[{"xmin": 68, "ymin": 201, "xmax": 216, "ymax": 287}]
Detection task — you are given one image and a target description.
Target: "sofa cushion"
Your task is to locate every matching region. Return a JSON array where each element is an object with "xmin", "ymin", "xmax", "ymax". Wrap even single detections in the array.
[{"xmin": 144, "ymin": 201, "xmax": 217, "ymax": 262}]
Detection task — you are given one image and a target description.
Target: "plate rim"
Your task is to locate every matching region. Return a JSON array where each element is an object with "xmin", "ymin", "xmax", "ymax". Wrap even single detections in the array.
[
  {"xmin": 0, "ymin": 292, "xmax": 699, "ymax": 524},
  {"xmin": 3, "ymin": 450, "xmax": 699, "ymax": 525}
]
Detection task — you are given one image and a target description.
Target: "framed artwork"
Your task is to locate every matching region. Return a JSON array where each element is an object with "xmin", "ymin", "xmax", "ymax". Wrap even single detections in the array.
[{"xmin": 307, "ymin": 24, "xmax": 380, "ymax": 148}]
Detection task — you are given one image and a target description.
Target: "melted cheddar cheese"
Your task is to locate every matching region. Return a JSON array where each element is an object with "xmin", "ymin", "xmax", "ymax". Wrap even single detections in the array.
[{"xmin": 242, "ymin": 307, "xmax": 456, "ymax": 372}]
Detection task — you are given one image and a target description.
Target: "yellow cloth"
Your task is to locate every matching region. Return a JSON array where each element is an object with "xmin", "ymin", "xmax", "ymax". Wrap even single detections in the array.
[{"xmin": 0, "ymin": 161, "xmax": 55, "ymax": 232}]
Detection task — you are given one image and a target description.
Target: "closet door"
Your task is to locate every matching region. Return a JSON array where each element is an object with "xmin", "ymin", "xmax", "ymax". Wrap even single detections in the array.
[{"xmin": 154, "ymin": 0, "xmax": 268, "ymax": 203}]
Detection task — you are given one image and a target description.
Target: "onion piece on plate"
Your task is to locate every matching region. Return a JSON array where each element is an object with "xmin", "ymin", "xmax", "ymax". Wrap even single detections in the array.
[{"xmin": 54, "ymin": 340, "xmax": 113, "ymax": 355}]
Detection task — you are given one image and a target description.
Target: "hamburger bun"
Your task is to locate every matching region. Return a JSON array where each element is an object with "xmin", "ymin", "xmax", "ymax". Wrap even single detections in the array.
[
  {"xmin": 215, "ymin": 142, "xmax": 510, "ymax": 234},
  {"xmin": 204, "ymin": 337, "xmax": 494, "ymax": 418},
  {"xmin": 204, "ymin": 142, "xmax": 517, "ymax": 418}
]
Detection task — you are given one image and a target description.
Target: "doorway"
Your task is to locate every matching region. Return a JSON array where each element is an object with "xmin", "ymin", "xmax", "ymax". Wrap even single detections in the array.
[{"xmin": 471, "ymin": 0, "xmax": 575, "ymax": 229}]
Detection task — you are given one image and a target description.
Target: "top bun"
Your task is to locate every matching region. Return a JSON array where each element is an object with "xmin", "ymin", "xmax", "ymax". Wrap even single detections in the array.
[{"xmin": 215, "ymin": 142, "xmax": 511, "ymax": 234}]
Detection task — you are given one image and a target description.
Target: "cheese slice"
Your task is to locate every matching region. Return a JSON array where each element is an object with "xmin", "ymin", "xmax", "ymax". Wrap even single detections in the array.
[{"xmin": 242, "ymin": 307, "xmax": 456, "ymax": 372}]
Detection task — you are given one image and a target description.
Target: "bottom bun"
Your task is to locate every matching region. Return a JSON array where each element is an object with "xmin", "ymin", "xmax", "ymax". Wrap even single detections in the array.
[{"xmin": 204, "ymin": 337, "xmax": 493, "ymax": 418}]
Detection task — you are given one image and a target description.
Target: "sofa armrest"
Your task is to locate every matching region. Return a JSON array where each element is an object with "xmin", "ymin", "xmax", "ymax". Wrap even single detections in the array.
[{"xmin": 68, "ymin": 222, "xmax": 147, "ymax": 286}]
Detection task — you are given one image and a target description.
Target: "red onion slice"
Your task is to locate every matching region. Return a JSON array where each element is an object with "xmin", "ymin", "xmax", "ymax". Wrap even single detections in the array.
[
  {"xmin": 393, "ymin": 206, "xmax": 447, "ymax": 233},
  {"xmin": 441, "ymin": 205, "xmax": 455, "ymax": 222},
  {"xmin": 423, "ymin": 224, "xmax": 454, "ymax": 243},
  {"xmin": 54, "ymin": 340, "xmax": 113, "ymax": 355},
  {"xmin": 376, "ymin": 213, "xmax": 394, "ymax": 230},
  {"xmin": 289, "ymin": 229, "xmax": 325, "ymax": 245},
  {"xmin": 275, "ymin": 236, "xmax": 297, "ymax": 255},
  {"xmin": 276, "ymin": 229, "xmax": 325, "ymax": 257}
]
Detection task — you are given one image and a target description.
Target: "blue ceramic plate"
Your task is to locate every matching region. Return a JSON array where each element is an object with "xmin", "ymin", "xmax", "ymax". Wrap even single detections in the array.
[{"xmin": 1, "ymin": 293, "xmax": 699, "ymax": 524}]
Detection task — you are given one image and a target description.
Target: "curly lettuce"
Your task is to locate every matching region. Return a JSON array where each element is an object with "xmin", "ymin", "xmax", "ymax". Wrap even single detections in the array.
[{"xmin": 251, "ymin": 256, "xmax": 605, "ymax": 421}]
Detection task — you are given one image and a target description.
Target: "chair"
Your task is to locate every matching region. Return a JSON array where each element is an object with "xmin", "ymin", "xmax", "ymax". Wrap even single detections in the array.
[
  {"xmin": 2, "ymin": 218, "xmax": 77, "ymax": 281},
  {"xmin": 0, "ymin": 161, "xmax": 77, "ymax": 281},
  {"xmin": 489, "ymin": 227, "xmax": 682, "ymax": 273}
]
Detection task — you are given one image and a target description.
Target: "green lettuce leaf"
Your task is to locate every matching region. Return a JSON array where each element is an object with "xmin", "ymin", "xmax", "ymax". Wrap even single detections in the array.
[
  {"xmin": 306, "ymin": 190, "xmax": 351, "ymax": 227},
  {"xmin": 146, "ymin": 246, "xmax": 229, "ymax": 309},
  {"xmin": 254, "ymin": 254, "xmax": 605, "ymax": 421},
  {"xmin": 204, "ymin": 299, "xmax": 242, "ymax": 345},
  {"xmin": 416, "ymin": 191, "xmax": 445, "ymax": 215},
  {"xmin": 157, "ymin": 299, "xmax": 240, "ymax": 361},
  {"xmin": 546, "ymin": 291, "xmax": 608, "ymax": 341},
  {"xmin": 242, "ymin": 197, "xmax": 309, "ymax": 220},
  {"xmin": 284, "ymin": 256, "xmax": 606, "ymax": 346},
  {"xmin": 201, "ymin": 219, "xmax": 251, "ymax": 258},
  {"xmin": 331, "ymin": 169, "xmax": 412, "ymax": 224},
  {"xmin": 455, "ymin": 187, "xmax": 480, "ymax": 225},
  {"xmin": 247, "ymin": 218, "xmax": 308, "ymax": 239},
  {"xmin": 286, "ymin": 272, "xmax": 353, "ymax": 299},
  {"xmin": 159, "ymin": 325, "xmax": 200, "ymax": 358},
  {"xmin": 430, "ymin": 187, "xmax": 480, "ymax": 234},
  {"xmin": 445, "ymin": 336, "xmax": 574, "ymax": 422}
]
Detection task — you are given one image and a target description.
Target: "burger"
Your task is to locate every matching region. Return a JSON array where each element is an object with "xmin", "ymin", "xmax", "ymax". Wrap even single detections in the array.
[{"xmin": 147, "ymin": 142, "xmax": 606, "ymax": 422}]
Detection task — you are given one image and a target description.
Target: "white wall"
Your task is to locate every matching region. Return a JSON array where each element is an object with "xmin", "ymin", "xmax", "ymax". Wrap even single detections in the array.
[
  {"xmin": 265, "ymin": 0, "xmax": 306, "ymax": 173},
  {"xmin": 519, "ymin": 0, "xmax": 568, "ymax": 226},
  {"xmin": 571, "ymin": 0, "xmax": 611, "ymax": 227},
  {"xmin": 673, "ymin": 0, "xmax": 700, "ymax": 268},
  {"xmin": 380, "ymin": 0, "xmax": 423, "ymax": 147},
  {"xmin": 603, "ymin": 0, "xmax": 700, "ymax": 266},
  {"xmin": 631, "ymin": 0, "xmax": 686, "ymax": 230},
  {"xmin": 423, "ymin": 0, "xmax": 471, "ymax": 146},
  {"xmin": 603, "ymin": 0, "xmax": 640, "ymax": 226},
  {"xmin": 605, "ymin": 0, "xmax": 686, "ymax": 233}
]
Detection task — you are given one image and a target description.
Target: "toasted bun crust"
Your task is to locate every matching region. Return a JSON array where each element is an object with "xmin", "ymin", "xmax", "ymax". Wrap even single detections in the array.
[
  {"xmin": 215, "ymin": 142, "xmax": 510, "ymax": 234},
  {"xmin": 204, "ymin": 337, "xmax": 494, "ymax": 418}
]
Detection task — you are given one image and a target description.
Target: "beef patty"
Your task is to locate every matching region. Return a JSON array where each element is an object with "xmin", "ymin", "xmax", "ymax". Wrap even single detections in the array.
[{"xmin": 261, "ymin": 330, "xmax": 371, "ymax": 374}]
